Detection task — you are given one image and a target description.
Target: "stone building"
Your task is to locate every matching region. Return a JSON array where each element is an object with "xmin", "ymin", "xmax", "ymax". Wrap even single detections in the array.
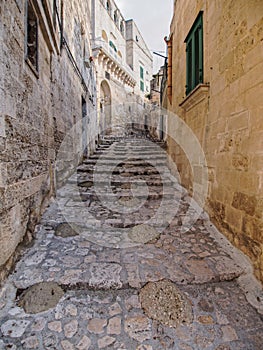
[
  {"xmin": 165, "ymin": 0, "xmax": 263, "ymax": 282},
  {"xmin": 0, "ymin": 0, "xmax": 97, "ymax": 281},
  {"xmin": 126, "ymin": 19, "xmax": 153, "ymax": 99},
  {"xmin": 91, "ymin": 0, "xmax": 135, "ymax": 134},
  {"xmin": 91, "ymin": 0, "xmax": 153, "ymax": 134},
  {"xmin": 150, "ymin": 65, "xmax": 165, "ymax": 106}
]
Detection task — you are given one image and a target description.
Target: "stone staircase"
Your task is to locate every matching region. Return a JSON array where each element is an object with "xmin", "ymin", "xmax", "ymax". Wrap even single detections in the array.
[{"xmin": 0, "ymin": 135, "xmax": 262, "ymax": 349}]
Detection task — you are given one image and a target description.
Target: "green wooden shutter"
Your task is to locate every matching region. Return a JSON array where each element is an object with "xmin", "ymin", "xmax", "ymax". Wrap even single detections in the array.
[
  {"xmin": 185, "ymin": 12, "xmax": 203, "ymax": 95},
  {"xmin": 140, "ymin": 66, "xmax": 144, "ymax": 80}
]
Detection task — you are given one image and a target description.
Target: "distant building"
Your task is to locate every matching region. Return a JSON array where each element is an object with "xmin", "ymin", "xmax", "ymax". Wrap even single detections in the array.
[
  {"xmin": 126, "ymin": 20, "xmax": 153, "ymax": 99},
  {"xmin": 165, "ymin": 0, "xmax": 263, "ymax": 282},
  {"xmin": 91, "ymin": 0, "xmax": 153, "ymax": 134},
  {"xmin": 150, "ymin": 66, "xmax": 165, "ymax": 106}
]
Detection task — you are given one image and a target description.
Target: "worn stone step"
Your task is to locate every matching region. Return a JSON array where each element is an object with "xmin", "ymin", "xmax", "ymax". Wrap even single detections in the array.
[
  {"xmin": 82, "ymin": 159, "xmax": 167, "ymax": 166},
  {"xmin": 93, "ymin": 148, "xmax": 167, "ymax": 153},
  {"xmin": 89, "ymin": 155, "xmax": 167, "ymax": 162},
  {"xmin": 77, "ymin": 191, "xmax": 176, "ymax": 201},
  {"xmin": 77, "ymin": 167, "xmax": 168, "ymax": 176},
  {"xmin": 76, "ymin": 178, "xmax": 174, "ymax": 187},
  {"xmin": 81, "ymin": 188, "xmax": 172, "ymax": 197},
  {"xmin": 75, "ymin": 174, "xmax": 177, "ymax": 184}
]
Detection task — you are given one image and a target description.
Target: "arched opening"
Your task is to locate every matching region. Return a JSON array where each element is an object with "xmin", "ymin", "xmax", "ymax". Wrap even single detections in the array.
[
  {"xmin": 102, "ymin": 30, "xmax": 108, "ymax": 43},
  {"xmin": 100, "ymin": 80, "xmax": 112, "ymax": 134}
]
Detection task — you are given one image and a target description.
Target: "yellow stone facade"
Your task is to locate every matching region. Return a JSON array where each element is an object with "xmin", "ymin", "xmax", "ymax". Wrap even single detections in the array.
[{"xmin": 166, "ymin": 0, "xmax": 263, "ymax": 282}]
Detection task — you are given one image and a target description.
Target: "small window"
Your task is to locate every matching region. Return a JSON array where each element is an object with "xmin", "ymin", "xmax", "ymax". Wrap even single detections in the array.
[
  {"xmin": 185, "ymin": 12, "xmax": 203, "ymax": 95},
  {"xmin": 25, "ymin": 0, "xmax": 38, "ymax": 74},
  {"xmin": 140, "ymin": 81, "xmax": 144, "ymax": 92},
  {"xmin": 102, "ymin": 30, "xmax": 108, "ymax": 43},
  {"xmin": 53, "ymin": 0, "xmax": 57, "ymax": 29},
  {"xmin": 106, "ymin": 1, "xmax": 110, "ymax": 14},
  {"xmin": 114, "ymin": 10, "xmax": 118, "ymax": 25},
  {"xmin": 140, "ymin": 66, "xmax": 144, "ymax": 80},
  {"xmin": 109, "ymin": 40, "xmax": 117, "ymax": 52},
  {"xmin": 120, "ymin": 21, "xmax": 124, "ymax": 34}
]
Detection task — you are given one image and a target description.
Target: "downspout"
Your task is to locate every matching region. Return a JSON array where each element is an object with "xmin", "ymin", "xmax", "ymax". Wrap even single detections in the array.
[
  {"xmin": 165, "ymin": 35, "xmax": 173, "ymax": 105},
  {"xmin": 91, "ymin": 0, "xmax": 99, "ymax": 142}
]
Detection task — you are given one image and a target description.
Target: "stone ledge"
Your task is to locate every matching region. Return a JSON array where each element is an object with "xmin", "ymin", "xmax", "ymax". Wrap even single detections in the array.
[{"xmin": 179, "ymin": 83, "xmax": 210, "ymax": 112}]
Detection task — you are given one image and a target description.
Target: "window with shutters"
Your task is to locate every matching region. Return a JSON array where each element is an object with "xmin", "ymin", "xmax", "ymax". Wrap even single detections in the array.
[{"xmin": 185, "ymin": 12, "xmax": 203, "ymax": 95}]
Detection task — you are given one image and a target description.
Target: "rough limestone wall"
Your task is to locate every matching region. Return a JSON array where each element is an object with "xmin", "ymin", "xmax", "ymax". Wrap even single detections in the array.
[
  {"xmin": 167, "ymin": 0, "xmax": 263, "ymax": 282},
  {"xmin": 0, "ymin": 0, "xmax": 54, "ymax": 281},
  {"xmin": 0, "ymin": 0, "xmax": 97, "ymax": 282},
  {"xmin": 206, "ymin": 0, "xmax": 263, "ymax": 282},
  {"xmin": 51, "ymin": 0, "xmax": 97, "ymax": 183}
]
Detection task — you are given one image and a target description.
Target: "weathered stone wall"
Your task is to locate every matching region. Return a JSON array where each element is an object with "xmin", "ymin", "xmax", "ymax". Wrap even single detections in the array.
[
  {"xmin": 167, "ymin": 0, "xmax": 263, "ymax": 282},
  {"xmin": 0, "ymin": 0, "xmax": 97, "ymax": 282}
]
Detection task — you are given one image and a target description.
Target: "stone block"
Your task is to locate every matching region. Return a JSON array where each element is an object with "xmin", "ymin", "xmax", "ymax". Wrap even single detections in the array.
[
  {"xmin": 250, "ymin": 107, "xmax": 263, "ymax": 133},
  {"xmin": 232, "ymin": 192, "xmax": 257, "ymax": 216},
  {"xmin": 255, "ymin": 197, "xmax": 263, "ymax": 219},
  {"xmin": 0, "ymin": 116, "xmax": 5, "ymax": 138},
  {"xmin": 210, "ymin": 200, "xmax": 226, "ymax": 221},
  {"xmin": 219, "ymin": 50, "xmax": 234, "ymax": 73},
  {"xmin": 208, "ymin": 118, "xmax": 227, "ymax": 138},
  {"xmin": 240, "ymin": 130, "xmax": 263, "ymax": 154},
  {"xmin": 240, "ymin": 61, "xmax": 263, "ymax": 94},
  {"xmin": 0, "ymin": 163, "xmax": 7, "ymax": 188},
  {"xmin": 238, "ymin": 172, "xmax": 261, "ymax": 194},
  {"xmin": 225, "ymin": 205, "xmax": 243, "ymax": 232},
  {"xmin": 228, "ymin": 110, "xmax": 249, "ymax": 132},
  {"xmin": 234, "ymin": 232, "xmax": 262, "ymax": 263},
  {"xmin": 232, "ymin": 153, "xmax": 249, "ymax": 171},
  {"xmin": 226, "ymin": 62, "xmax": 244, "ymax": 85},
  {"xmin": 244, "ymin": 83, "xmax": 263, "ymax": 109},
  {"xmin": 242, "ymin": 215, "xmax": 263, "ymax": 242},
  {"xmin": 0, "ymin": 203, "xmax": 25, "ymax": 266}
]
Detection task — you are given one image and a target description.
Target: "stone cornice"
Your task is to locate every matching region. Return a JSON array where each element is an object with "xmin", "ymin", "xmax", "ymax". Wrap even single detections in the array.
[{"xmin": 179, "ymin": 83, "xmax": 210, "ymax": 111}]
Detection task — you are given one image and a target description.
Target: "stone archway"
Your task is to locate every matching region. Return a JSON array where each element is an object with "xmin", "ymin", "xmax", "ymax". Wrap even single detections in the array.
[{"xmin": 100, "ymin": 80, "xmax": 112, "ymax": 134}]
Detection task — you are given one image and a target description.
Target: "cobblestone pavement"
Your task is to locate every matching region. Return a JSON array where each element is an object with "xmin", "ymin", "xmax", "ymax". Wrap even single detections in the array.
[{"xmin": 0, "ymin": 136, "xmax": 263, "ymax": 349}]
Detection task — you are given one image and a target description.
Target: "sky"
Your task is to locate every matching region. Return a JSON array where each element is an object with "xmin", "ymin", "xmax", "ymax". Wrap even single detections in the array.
[{"xmin": 115, "ymin": 0, "xmax": 173, "ymax": 74}]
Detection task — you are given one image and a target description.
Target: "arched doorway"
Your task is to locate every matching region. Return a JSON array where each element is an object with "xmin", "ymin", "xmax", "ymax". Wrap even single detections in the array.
[{"xmin": 100, "ymin": 80, "xmax": 112, "ymax": 135}]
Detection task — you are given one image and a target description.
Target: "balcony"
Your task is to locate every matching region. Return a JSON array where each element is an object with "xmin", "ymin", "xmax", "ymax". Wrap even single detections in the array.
[{"xmin": 92, "ymin": 40, "xmax": 136, "ymax": 88}]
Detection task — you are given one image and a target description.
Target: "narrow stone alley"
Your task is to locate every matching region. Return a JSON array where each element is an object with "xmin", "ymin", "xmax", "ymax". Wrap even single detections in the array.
[{"xmin": 0, "ymin": 135, "xmax": 262, "ymax": 349}]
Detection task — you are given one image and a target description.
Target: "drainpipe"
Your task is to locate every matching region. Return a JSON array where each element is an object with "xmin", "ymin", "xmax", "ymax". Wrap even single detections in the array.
[
  {"xmin": 91, "ymin": 0, "xmax": 99, "ymax": 144},
  {"xmin": 165, "ymin": 35, "xmax": 173, "ymax": 104}
]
